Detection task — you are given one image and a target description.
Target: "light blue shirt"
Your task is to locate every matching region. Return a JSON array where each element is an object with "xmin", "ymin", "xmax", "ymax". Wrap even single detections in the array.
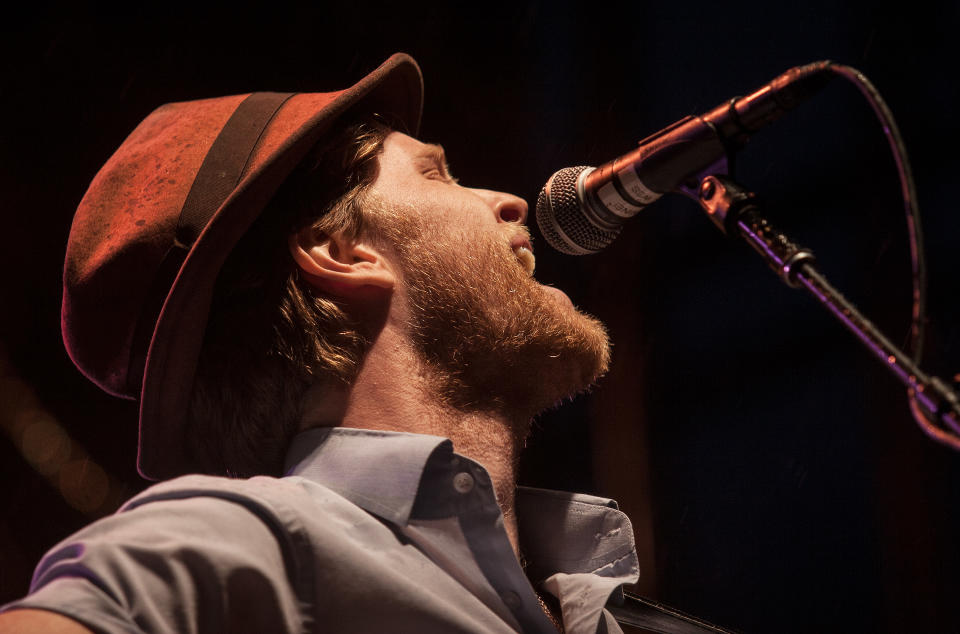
[{"xmin": 3, "ymin": 427, "xmax": 640, "ymax": 633}]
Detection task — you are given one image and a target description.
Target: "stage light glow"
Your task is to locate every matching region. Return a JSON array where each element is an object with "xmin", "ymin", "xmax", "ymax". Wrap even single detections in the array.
[
  {"xmin": 59, "ymin": 459, "xmax": 110, "ymax": 514},
  {"xmin": 19, "ymin": 410, "xmax": 72, "ymax": 476},
  {"xmin": 0, "ymin": 344, "xmax": 127, "ymax": 517}
]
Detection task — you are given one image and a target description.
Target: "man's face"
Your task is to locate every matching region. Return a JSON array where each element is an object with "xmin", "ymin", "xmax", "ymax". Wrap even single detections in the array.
[{"xmin": 366, "ymin": 132, "xmax": 610, "ymax": 419}]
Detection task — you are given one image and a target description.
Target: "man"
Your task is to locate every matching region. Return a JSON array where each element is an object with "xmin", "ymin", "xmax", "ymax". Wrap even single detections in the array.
[{"xmin": 0, "ymin": 53, "xmax": 639, "ymax": 633}]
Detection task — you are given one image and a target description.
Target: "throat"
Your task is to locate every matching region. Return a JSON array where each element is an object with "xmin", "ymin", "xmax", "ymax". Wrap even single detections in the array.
[{"xmin": 440, "ymin": 411, "xmax": 526, "ymax": 554}]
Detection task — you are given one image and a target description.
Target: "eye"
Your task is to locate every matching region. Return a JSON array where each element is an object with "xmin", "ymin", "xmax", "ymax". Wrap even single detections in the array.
[
  {"xmin": 416, "ymin": 149, "xmax": 458, "ymax": 183},
  {"xmin": 422, "ymin": 166, "xmax": 458, "ymax": 184}
]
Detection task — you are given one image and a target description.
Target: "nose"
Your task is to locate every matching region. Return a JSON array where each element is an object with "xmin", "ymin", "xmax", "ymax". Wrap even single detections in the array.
[{"xmin": 472, "ymin": 188, "xmax": 529, "ymax": 225}]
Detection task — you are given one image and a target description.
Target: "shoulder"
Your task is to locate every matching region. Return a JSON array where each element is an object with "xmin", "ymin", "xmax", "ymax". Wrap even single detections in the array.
[
  {"xmin": 6, "ymin": 475, "xmax": 351, "ymax": 633},
  {"xmin": 22, "ymin": 473, "xmax": 366, "ymax": 596},
  {"xmin": 30, "ymin": 475, "xmax": 319, "ymax": 575},
  {"xmin": 120, "ymin": 473, "xmax": 301, "ymax": 521},
  {"xmin": 123, "ymin": 472, "xmax": 308, "ymax": 509},
  {"xmin": 120, "ymin": 473, "xmax": 364, "ymax": 527},
  {"xmin": 115, "ymin": 473, "xmax": 380, "ymax": 555}
]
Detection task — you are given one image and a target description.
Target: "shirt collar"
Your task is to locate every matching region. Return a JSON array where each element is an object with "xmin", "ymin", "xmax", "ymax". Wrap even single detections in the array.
[
  {"xmin": 517, "ymin": 486, "xmax": 639, "ymax": 620},
  {"xmin": 284, "ymin": 426, "xmax": 452, "ymax": 526},
  {"xmin": 284, "ymin": 427, "xmax": 639, "ymax": 587}
]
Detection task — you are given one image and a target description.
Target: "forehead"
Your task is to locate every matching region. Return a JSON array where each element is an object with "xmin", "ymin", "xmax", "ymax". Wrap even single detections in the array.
[{"xmin": 380, "ymin": 132, "xmax": 444, "ymax": 165}]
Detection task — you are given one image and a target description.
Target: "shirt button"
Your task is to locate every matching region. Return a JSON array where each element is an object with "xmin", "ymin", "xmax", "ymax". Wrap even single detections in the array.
[
  {"xmin": 452, "ymin": 471, "xmax": 475, "ymax": 493},
  {"xmin": 500, "ymin": 590, "xmax": 521, "ymax": 610}
]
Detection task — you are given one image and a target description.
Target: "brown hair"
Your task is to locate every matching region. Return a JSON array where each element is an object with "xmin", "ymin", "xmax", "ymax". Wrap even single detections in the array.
[{"xmin": 185, "ymin": 119, "xmax": 390, "ymax": 477}]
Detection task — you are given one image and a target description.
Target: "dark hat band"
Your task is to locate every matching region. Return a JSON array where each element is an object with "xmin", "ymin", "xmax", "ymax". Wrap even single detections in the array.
[{"xmin": 126, "ymin": 92, "xmax": 295, "ymax": 395}]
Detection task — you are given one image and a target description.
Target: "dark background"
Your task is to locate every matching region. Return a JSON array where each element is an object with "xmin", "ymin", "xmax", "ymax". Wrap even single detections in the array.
[{"xmin": 2, "ymin": 3, "xmax": 959, "ymax": 632}]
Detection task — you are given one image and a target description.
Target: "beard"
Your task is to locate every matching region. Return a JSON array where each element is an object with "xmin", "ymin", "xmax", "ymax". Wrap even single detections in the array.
[{"xmin": 369, "ymin": 200, "xmax": 611, "ymax": 420}]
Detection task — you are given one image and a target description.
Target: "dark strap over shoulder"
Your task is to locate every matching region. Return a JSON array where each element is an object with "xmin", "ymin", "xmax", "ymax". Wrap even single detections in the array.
[{"xmin": 608, "ymin": 592, "xmax": 740, "ymax": 634}]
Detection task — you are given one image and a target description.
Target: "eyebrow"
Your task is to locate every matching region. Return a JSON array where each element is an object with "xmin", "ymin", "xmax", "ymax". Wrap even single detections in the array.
[{"xmin": 420, "ymin": 143, "xmax": 455, "ymax": 179}]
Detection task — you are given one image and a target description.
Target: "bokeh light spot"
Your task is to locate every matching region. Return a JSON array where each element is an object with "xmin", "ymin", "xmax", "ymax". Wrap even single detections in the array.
[
  {"xmin": 19, "ymin": 411, "xmax": 72, "ymax": 476},
  {"xmin": 59, "ymin": 459, "xmax": 109, "ymax": 514}
]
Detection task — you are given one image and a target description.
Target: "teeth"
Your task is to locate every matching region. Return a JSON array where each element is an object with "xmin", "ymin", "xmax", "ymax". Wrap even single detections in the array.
[{"xmin": 513, "ymin": 245, "xmax": 535, "ymax": 276}]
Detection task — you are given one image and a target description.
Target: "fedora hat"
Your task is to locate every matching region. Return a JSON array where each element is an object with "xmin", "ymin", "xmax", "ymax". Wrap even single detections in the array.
[{"xmin": 62, "ymin": 53, "xmax": 423, "ymax": 480}]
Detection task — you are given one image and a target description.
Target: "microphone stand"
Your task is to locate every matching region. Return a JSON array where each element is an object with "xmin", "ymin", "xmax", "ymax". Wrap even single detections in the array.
[{"xmin": 693, "ymin": 173, "xmax": 960, "ymax": 447}]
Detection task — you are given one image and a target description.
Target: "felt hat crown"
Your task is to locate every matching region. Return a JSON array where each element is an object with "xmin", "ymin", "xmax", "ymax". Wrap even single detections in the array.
[{"xmin": 62, "ymin": 53, "xmax": 423, "ymax": 479}]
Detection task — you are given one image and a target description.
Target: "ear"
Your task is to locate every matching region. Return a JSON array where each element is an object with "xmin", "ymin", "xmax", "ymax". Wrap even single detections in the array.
[{"xmin": 288, "ymin": 226, "xmax": 395, "ymax": 296}]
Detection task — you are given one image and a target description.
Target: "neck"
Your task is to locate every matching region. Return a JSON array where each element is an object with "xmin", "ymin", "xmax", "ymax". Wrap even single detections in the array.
[{"xmin": 299, "ymin": 324, "xmax": 531, "ymax": 556}]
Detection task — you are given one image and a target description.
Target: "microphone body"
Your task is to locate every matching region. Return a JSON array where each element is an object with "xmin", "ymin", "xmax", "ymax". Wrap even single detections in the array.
[{"xmin": 537, "ymin": 61, "xmax": 834, "ymax": 255}]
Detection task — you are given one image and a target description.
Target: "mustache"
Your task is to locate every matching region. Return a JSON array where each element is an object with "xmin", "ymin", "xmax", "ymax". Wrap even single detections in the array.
[{"xmin": 503, "ymin": 224, "xmax": 533, "ymax": 248}]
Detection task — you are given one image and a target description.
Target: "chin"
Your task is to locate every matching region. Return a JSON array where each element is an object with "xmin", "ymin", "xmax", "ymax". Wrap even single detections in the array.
[
  {"xmin": 499, "ymin": 284, "xmax": 612, "ymax": 415},
  {"xmin": 541, "ymin": 283, "xmax": 575, "ymax": 308}
]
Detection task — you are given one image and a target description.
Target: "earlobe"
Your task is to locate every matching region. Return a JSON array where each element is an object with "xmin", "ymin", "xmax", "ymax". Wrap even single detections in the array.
[{"xmin": 288, "ymin": 226, "xmax": 395, "ymax": 295}]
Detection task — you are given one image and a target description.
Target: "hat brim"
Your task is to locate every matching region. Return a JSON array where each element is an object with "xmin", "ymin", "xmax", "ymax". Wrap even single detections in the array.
[{"xmin": 138, "ymin": 54, "xmax": 423, "ymax": 479}]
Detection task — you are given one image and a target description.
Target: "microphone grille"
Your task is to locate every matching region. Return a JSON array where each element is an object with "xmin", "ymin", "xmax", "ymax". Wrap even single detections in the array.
[{"xmin": 536, "ymin": 166, "xmax": 622, "ymax": 255}]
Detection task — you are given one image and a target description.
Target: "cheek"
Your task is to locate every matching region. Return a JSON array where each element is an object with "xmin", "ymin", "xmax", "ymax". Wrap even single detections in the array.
[{"xmin": 428, "ymin": 198, "xmax": 499, "ymax": 238}]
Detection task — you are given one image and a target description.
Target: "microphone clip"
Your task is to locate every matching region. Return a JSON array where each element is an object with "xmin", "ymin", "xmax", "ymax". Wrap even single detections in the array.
[{"xmin": 695, "ymin": 174, "xmax": 815, "ymax": 288}]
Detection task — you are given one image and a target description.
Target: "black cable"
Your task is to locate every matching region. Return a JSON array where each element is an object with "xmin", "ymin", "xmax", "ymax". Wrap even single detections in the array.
[
  {"xmin": 827, "ymin": 65, "xmax": 960, "ymax": 448},
  {"xmin": 829, "ymin": 64, "xmax": 926, "ymax": 362}
]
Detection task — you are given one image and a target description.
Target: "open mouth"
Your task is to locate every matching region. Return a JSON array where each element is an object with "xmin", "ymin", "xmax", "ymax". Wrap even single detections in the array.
[{"xmin": 511, "ymin": 239, "xmax": 535, "ymax": 276}]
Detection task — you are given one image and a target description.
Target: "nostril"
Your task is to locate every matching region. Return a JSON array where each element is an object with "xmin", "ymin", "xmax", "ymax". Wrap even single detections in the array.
[{"xmin": 500, "ymin": 207, "xmax": 522, "ymax": 223}]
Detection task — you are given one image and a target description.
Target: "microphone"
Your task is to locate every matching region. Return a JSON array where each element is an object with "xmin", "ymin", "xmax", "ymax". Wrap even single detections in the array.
[{"xmin": 536, "ymin": 61, "xmax": 835, "ymax": 255}]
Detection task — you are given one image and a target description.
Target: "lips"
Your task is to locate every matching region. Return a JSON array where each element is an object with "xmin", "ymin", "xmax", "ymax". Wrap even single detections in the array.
[{"xmin": 510, "ymin": 237, "xmax": 535, "ymax": 276}]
